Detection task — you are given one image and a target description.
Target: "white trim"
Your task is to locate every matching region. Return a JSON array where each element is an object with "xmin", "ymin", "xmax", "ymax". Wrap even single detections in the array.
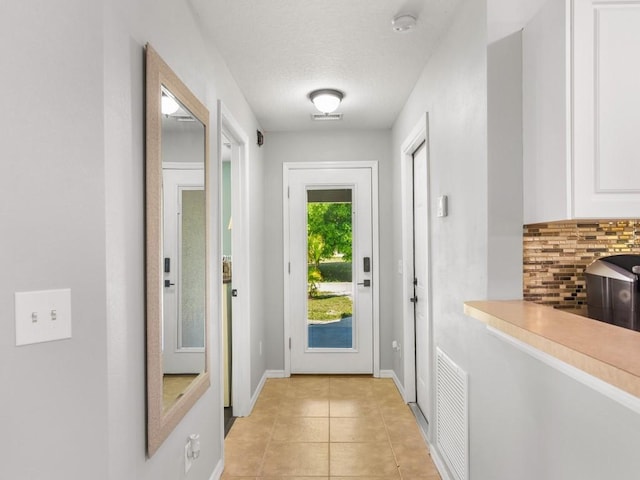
[
  {"xmin": 400, "ymin": 113, "xmax": 433, "ymax": 416},
  {"xmin": 208, "ymin": 459, "xmax": 224, "ymax": 480},
  {"xmin": 249, "ymin": 369, "xmax": 269, "ymax": 413},
  {"xmin": 410, "ymin": 405, "xmax": 454, "ymax": 480},
  {"xmin": 162, "ymin": 161, "xmax": 203, "ymax": 170},
  {"xmin": 486, "ymin": 325, "xmax": 640, "ymax": 415},
  {"xmin": 282, "ymin": 161, "xmax": 380, "ymax": 377},
  {"xmin": 218, "ymin": 100, "xmax": 252, "ymax": 418},
  {"xmin": 429, "ymin": 443, "xmax": 454, "ymax": 480},
  {"xmin": 379, "ymin": 369, "xmax": 406, "ymax": 401},
  {"xmin": 245, "ymin": 370, "xmax": 287, "ymax": 417},
  {"xmin": 371, "ymin": 163, "xmax": 380, "ymax": 378},
  {"xmin": 283, "ymin": 165, "xmax": 291, "ymax": 376}
]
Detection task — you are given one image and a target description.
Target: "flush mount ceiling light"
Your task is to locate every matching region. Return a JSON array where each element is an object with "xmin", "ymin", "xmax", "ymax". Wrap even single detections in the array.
[
  {"xmin": 309, "ymin": 89, "xmax": 344, "ymax": 114},
  {"xmin": 392, "ymin": 14, "xmax": 417, "ymax": 33},
  {"xmin": 161, "ymin": 92, "xmax": 179, "ymax": 115}
]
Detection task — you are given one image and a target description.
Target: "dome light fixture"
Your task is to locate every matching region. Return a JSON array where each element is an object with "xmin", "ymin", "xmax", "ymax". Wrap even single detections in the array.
[
  {"xmin": 161, "ymin": 92, "xmax": 180, "ymax": 115},
  {"xmin": 309, "ymin": 89, "xmax": 344, "ymax": 114},
  {"xmin": 392, "ymin": 14, "xmax": 417, "ymax": 33}
]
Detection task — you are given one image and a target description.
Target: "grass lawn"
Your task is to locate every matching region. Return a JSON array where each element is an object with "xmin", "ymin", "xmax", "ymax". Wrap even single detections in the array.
[
  {"xmin": 316, "ymin": 261, "xmax": 352, "ymax": 282},
  {"xmin": 308, "ymin": 294, "xmax": 352, "ymax": 321}
]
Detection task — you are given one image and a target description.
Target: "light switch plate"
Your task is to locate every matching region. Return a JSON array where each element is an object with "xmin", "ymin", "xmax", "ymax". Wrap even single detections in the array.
[
  {"xmin": 15, "ymin": 289, "xmax": 72, "ymax": 346},
  {"xmin": 437, "ymin": 195, "xmax": 448, "ymax": 217}
]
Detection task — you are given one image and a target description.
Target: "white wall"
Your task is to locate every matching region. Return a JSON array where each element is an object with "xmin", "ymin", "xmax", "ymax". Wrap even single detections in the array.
[
  {"xmin": 389, "ymin": 1, "xmax": 640, "ymax": 479},
  {"xmin": 104, "ymin": 0, "xmax": 265, "ymax": 477},
  {"xmin": 391, "ymin": 0, "xmax": 489, "ymax": 386},
  {"xmin": 0, "ymin": 1, "xmax": 108, "ymax": 479},
  {"xmin": 162, "ymin": 123, "xmax": 206, "ymax": 164},
  {"xmin": 488, "ymin": 32, "xmax": 524, "ymax": 299},
  {"xmin": 262, "ymin": 130, "xmax": 393, "ymax": 372},
  {"xmin": 470, "ymin": 329, "xmax": 640, "ymax": 479},
  {"xmin": 1, "ymin": 0, "xmax": 265, "ymax": 479}
]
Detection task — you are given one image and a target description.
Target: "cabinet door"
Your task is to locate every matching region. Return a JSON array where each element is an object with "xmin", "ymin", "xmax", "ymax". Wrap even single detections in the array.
[
  {"xmin": 573, "ymin": 0, "xmax": 640, "ymax": 217},
  {"xmin": 523, "ymin": 0, "xmax": 571, "ymax": 224}
]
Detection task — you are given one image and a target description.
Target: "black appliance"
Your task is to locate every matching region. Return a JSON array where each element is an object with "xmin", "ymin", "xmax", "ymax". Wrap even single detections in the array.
[{"xmin": 585, "ymin": 254, "xmax": 640, "ymax": 331}]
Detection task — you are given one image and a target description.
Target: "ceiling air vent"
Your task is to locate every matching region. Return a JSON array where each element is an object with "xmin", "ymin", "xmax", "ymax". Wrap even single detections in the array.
[{"xmin": 311, "ymin": 113, "xmax": 343, "ymax": 121}]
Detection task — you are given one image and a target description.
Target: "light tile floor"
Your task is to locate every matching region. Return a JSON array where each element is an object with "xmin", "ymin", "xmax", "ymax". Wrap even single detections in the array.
[{"xmin": 222, "ymin": 375, "xmax": 441, "ymax": 480}]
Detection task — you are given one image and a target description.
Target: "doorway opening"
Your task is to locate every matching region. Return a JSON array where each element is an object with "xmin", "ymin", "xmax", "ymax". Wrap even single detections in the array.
[
  {"xmin": 219, "ymin": 101, "xmax": 251, "ymax": 435},
  {"xmin": 221, "ymin": 133, "xmax": 234, "ymax": 436}
]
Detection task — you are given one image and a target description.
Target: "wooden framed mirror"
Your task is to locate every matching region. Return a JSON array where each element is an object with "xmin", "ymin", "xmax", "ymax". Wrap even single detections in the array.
[{"xmin": 145, "ymin": 44, "xmax": 211, "ymax": 457}]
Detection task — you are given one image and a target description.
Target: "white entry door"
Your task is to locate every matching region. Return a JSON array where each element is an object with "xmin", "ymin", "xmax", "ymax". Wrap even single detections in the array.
[
  {"xmin": 162, "ymin": 167, "xmax": 206, "ymax": 374},
  {"xmin": 287, "ymin": 166, "xmax": 374, "ymax": 374},
  {"xmin": 412, "ymin": 143, "xmax": 431, "ymax": 419}
]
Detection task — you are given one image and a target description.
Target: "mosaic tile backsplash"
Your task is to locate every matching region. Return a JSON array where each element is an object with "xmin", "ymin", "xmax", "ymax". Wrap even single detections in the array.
[{"xmin": 523, "ymin": 220, "xmax": 640, "ymax": 310}]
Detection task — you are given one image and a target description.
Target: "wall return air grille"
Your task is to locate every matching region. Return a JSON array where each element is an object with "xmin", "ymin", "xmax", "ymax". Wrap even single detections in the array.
[{"xmin": 436, "ymin": 347, "xmax": 469, "ymax": 480}]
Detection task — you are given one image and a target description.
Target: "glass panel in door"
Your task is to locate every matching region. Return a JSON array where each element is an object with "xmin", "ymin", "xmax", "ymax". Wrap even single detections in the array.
[
  {"xmin": 306, "ymin": 189, "xmax": 353, "ymax": 349},
  {"xmin": 180, "ymin": 188, "xmax": 206, "ymax": 348}
]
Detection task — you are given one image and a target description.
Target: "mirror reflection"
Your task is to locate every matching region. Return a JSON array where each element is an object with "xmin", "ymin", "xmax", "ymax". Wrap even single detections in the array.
[
  {"xmin": 146, "ymin": 44, "xmax": 210, "ymax": 457},
  {"xmin": 160, "ymin": 87, "xmax": 206, "ymax": 412}
]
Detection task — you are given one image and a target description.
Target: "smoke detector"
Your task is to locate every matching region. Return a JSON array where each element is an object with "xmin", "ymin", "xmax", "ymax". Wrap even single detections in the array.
[{"xmin": 392, "ymin": 14, "xmax": 417, "ymax": 33}]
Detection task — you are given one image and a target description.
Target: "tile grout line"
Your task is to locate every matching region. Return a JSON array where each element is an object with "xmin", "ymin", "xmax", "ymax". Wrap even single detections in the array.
[
  {"xmin": 226, "ymin": 376, "xmax": 433, "ymax": 480},
  {"xmin": 255, "ymin": 379, "xmax": 282, "ymax": 478},
  {"xmin": 377, "ymin": 386, "xmax": 404, "ymax": 480},
  {"xmin": 328, "ymin": 376, "xmax": 333, "ymax": 478}
]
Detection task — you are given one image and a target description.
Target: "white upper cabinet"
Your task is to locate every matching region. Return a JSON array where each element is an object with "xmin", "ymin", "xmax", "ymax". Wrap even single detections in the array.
[{"xmin": 523, "ymin": 0, "xmax": 640, "ymax": 224}]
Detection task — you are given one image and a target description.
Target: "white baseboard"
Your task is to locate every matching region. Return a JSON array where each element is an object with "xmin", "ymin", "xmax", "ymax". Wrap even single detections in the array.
[
  {"xmin": 246, "ymin": 370, "xmax": 288, "ymax": 415},
  {"xmin": 428, "ymin": 443, "xmax": 453, "ymax": 480},
  {"xmin": 208, "ymin": 458, "xmax": 224, "ymax": 480},
  {"xmin": 408, "ymin": 402, "xmax": 453, "ymax": 480},
  {"xmin": 379, "ymin": 369, "xmax": 406, "ymax": 401},
  {"xmin": 248, "ymin": 371, "xmax": 268, "ymax": 413}
]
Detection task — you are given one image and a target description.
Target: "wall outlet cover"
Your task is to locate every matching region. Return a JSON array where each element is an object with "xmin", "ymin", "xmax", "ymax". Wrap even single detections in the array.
[{"xmin": 184, "ymin": 442, "xmax": 192, "ymax": 474}]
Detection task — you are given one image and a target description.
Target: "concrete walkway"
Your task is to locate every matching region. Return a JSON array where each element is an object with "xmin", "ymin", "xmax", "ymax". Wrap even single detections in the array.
[
  {"xmin": 316, "ymin": 282, "xmax": 353, "ymax": 296},
  {"xmin": 308, "ymin": 316, "xmax": 352, "ymax": 348}
]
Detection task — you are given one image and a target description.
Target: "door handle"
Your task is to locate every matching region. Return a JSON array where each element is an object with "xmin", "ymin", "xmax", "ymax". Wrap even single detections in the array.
[
  {"xmin": 357, "ymin": 279, "xmax": 371, "ymax": 287},
  {"xmin": 164, "ymin": 280, "xmax": 175, "ymax": 288}
]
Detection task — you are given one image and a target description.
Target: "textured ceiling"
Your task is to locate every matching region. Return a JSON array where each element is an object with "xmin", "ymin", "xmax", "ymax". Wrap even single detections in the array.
[{"xmin": 189, "ymin": 0, "xmax": 464, "ymax": 131}]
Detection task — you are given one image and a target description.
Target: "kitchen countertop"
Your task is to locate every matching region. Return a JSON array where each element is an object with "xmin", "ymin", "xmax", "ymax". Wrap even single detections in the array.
[{"xmin": 464, "ymin": 300, "xmax": 640, "ymax": 398}]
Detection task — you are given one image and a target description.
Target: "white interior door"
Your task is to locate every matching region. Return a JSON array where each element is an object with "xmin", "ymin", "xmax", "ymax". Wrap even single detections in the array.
[
  {"xmin": 287, "ymin": 167, "xmax": 373, "ymax": 374},
  {"xmin": 413, "ymin": 143, "xmax": 431, "ymax": 419},
  {"xmin": 163, "ymin": 167, "xmax": 205, "ymax": 374}
]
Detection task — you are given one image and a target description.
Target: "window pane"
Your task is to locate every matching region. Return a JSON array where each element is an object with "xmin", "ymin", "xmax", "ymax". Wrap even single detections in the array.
[
  {"xmin": 181, "ymin": 188, "xmax": 206, "ymax": 348},
  {"xmin": 306, "ymin": 189, "xmax": 353, "ymax": 349}
]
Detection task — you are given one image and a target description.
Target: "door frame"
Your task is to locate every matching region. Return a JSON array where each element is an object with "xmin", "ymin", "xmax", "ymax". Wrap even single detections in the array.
[
  {"xmin": 400, "ymin": 113, "xmax": 434, "ymax": 426},
  {"xmin": 218, "ymin": 101, "xmax": 251, "ymax": 417},
  {"xmin": 283, "ymin": 161, "xmax": 380, "ymax": 377}
]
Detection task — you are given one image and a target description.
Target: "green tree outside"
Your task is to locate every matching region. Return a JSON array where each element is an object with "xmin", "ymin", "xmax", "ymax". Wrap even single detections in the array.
[{"xmin": 307, "ymin": 203, "xmax": 352, "ymax": 261}]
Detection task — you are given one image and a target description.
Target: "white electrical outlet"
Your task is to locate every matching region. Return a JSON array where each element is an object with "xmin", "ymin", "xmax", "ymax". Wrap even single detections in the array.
[{"xmin": 184, "ymin": 442, "xmax": 192, "ymax": 474}]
